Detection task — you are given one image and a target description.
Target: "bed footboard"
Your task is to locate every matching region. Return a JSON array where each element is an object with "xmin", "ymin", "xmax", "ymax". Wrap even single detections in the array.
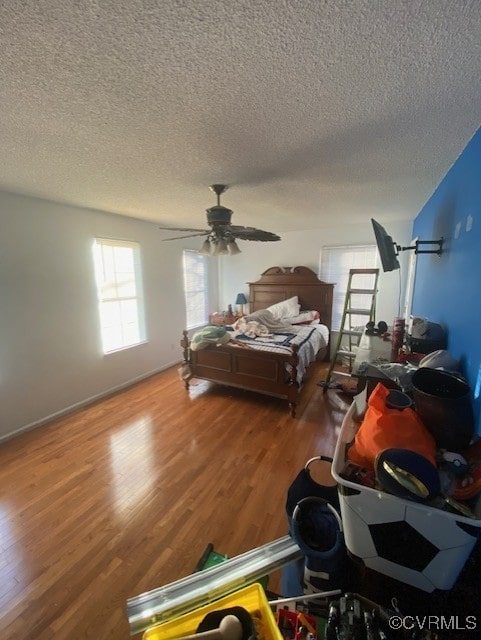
[{"xmin": 180, "ymin": 330, "xmax": 300, "ymax": 416}]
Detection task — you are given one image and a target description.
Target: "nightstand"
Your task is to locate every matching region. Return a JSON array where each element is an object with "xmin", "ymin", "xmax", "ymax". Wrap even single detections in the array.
[{"xmin": 209, "ymin": 313, "xmax": 241, "ymax": 326}]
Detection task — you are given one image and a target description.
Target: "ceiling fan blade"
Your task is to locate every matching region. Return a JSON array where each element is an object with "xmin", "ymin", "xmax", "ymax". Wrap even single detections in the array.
[
  {"xmin": 159, "ymin": 225, "xmax": 208, "ymax": 233},
  {"xmin": 227, "ymin": 225, "xmax": 281, "ymax": 242},
  {"xmin": 161, "ymin": 231, "xmax": 210, "ymax": 240}
]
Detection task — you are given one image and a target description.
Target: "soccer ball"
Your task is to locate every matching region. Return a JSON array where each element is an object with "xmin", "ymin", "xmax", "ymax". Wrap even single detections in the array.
[{"xmin": 338, "ymin": 487, "xmax": 479, "ymax": 592}]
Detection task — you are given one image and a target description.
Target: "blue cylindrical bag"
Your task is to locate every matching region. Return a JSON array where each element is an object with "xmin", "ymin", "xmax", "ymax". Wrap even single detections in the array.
[
  {"xmin": 290, "ymin": 496, "xmax": 346, "ymax": 593},
  {"xmin": 285, "ymin": 457, "xmax": 348, "ymax": 594}
]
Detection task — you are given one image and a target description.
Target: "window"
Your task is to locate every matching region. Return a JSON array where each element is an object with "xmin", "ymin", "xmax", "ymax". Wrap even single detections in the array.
[
  {"xmin": 93, "ymin": 238, "xmax": 146, "ymax": 353},
  {"xmin": 183, "ymin": 250, "xmax": 208, "ymax": 329},
  {"xmin": 319, "ymin": 244, "xmax": 378, "ymax": 331}
]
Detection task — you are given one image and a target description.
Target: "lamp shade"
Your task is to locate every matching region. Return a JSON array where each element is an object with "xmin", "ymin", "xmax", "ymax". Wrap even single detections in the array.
[
  {"xmin": 199, "ymin": 239, "xmax": 212, "ymax": 255},
  {"xmin": 236, "ymin": 293, "xmax": 247, "ymax": 305},
  {"xmin": 227, "ymin": 240, "xmax": 241, "ymax": 255},
  {"xmin": 212, "ymin": 239, "xmax": 229, "ymax": 256}
]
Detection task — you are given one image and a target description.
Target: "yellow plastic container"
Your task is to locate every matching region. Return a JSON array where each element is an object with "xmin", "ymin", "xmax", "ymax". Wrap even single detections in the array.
[{"xmin": 143, "ymin": 583, "xmax": 282, "ymax": 640}]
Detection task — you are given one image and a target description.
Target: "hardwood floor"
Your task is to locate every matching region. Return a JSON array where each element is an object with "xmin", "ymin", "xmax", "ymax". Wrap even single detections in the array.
[{"xmin": 0, "ymin": 361, "xmax": 351, "ymax": 640}]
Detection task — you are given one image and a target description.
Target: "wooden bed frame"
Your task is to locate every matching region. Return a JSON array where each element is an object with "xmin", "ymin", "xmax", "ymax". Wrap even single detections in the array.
[{"xmin": 180, "ymin": 266, "xmax": 334, "ymax": 416}]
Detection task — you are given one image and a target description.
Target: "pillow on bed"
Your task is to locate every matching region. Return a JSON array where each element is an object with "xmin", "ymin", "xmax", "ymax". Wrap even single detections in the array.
[
  {"xmin": 245, "ymin": 309, "xmax": 293, "ymax": 331},
  {"xmin": 266, "ymin": 296, "xmax": 300, "ymax": 320},
  {"xmin": 282, "ymin": 310, "xmax": 321, "ymax": 325}
]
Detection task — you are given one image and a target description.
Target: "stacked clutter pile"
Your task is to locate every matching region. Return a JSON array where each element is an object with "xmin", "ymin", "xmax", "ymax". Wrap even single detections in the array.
[
  {"xmin": 345, "ymin": 369, "xmax": 480, "ymax": 517},
  {"xmin": 332, "ymin": 358, "xmax": 481, "ymax": 594}
]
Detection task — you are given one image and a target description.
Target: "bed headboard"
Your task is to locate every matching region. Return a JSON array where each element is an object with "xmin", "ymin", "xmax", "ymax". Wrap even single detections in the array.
[{"xmin": 248, "ymin": 266, "xmax": 334, "ymax": 329}]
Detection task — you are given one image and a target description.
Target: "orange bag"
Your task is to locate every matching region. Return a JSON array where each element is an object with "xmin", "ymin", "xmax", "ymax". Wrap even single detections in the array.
[{"xmin": 347, "ymin": 383, "xmax": 437, "ymax": 469}]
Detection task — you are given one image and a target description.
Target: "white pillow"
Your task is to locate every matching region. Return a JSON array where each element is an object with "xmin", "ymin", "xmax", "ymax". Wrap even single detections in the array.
[
  {"xmin": 266, "ymin": 296, "xmax": 300, "ymax": 320},
  {"xmin": 282, "ymin": 310, "xmax": 321, "ymax": 325}
]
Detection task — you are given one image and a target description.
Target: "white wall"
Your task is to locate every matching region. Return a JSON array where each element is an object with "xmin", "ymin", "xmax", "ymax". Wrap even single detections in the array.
[
  {"xmin": 218, "ymin": 219, "xmax": 413, "ymax": 328},
  {"xmin": 0, "ymin": 191, "xmax": 218, "ymax": 440},
  {"xmin": 0, "ymin": 191, "xmax": 412, "ymax": 441}
]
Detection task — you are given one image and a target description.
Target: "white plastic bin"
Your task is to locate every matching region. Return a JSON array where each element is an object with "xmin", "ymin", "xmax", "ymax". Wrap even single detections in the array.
[{"xmin": 331, "ymin": 399, "xmax": 481, "ymax": 593}]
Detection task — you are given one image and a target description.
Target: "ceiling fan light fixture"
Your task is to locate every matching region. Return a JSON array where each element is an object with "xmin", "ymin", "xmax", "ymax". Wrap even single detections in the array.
[
  {"xmin": 227, "ymin": 240, "xmax": 241, "ymax": 255},
  {"xmin": 199, "ymin": 239, "xmax": 212, "ymax": 255},
  {"xmin": 212, "ymin": 238, "xmax": 229, "ymax": 256}
]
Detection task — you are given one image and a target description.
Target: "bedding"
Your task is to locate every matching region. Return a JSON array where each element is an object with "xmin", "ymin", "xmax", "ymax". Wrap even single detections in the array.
[
  {"xmin": 282, "ymin": 310, "xmax": 321, "ymax": 325},
  {"xmin": 228, "ymin": 321, "xmax": 329, "ymax": 385},
  {"xmin": 190, "ymin": 325, "xmax": 231, "ymax": 350},
  {"xmin": 233, "ymin": 325, "xmax": 329, "ymax": 385},
  {"xmin": 235, "ymin": 309, "xmax": 292, "ymax": 332},
  {"xmin": 265, "ymin": 296, "xmax": 300, "ymax": 320}
]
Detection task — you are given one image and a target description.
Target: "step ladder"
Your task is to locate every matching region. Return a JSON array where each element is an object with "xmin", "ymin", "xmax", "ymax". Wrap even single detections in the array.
[{"xmin": 321, "ymin": 268, "xmax": 379, "ymax": 392}]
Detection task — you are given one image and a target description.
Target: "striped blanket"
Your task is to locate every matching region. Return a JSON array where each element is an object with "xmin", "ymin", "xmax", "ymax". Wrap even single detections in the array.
[{"xmin": 228, "ymin": 323, "xmax": 329, "ymax": 384}]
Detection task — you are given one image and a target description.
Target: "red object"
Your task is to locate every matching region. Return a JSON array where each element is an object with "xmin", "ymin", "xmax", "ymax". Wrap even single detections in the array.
[
  {"xmin": 391, "ymin": 317, "xmax": 405, "ymax": 361},
  {"xmin": 396, "ymin": 352, "xmax": 424, "ymax": 365},
  {"xmin": 276, "ymin": 609, "xmax": 317, "ymax": 640},
  {"xmin": 453, "ymin": 467, "xmax": 481, "ymax": 500}
]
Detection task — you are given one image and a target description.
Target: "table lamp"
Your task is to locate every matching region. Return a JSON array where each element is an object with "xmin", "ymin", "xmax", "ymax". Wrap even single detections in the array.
[{"xmin": 235, "ymin": 293, "xmax": 247, "ymax": 315}]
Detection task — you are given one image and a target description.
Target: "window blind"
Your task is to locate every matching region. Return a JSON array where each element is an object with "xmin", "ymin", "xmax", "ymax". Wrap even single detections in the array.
[
  {"xmin": 319, "ymin": 244, "xmax": 378, "ymax": 331},
  {"xmin": 93, "ymin": 238, "xmax": 146, "ymax": 353},
  {"xmin": 183, "ymin": 250, "xmax": 208, "ymax": 329}
]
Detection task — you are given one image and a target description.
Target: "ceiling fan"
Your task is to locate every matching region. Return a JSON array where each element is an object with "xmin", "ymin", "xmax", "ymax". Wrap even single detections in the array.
[{"xmin": 158, "ymin": 184, "xmax": 281, "ymax": 255}]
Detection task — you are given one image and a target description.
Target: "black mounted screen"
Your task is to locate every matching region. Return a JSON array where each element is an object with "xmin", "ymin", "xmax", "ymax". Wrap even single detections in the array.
[{"xmin": 371, "ymin": 218, "xmax": 400, "ymax": 272}]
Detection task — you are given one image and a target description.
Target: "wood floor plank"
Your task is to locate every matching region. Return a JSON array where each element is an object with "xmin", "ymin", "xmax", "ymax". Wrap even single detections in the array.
[{"xmin": 0, "ymin": 361, "xmax": 350, "ymax": 639}]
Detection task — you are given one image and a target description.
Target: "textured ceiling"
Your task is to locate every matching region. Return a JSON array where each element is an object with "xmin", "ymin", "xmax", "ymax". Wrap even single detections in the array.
[{"xmin": 1, "ymin": 0, "xmax": 480, "ymax": 234}]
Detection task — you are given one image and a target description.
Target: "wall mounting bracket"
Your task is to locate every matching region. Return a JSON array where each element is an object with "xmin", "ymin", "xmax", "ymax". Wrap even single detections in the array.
[{"xmin": 396, "ymin": 238, "xmax": 444, "ymax": 256}]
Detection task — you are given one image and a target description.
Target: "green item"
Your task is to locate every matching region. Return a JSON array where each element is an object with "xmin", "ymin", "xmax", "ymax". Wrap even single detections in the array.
[
  {"xmin": 191, "ymin": 326, "xmax": 231, "ymax": 351},
  {"xmin": 195, "ymin": 544, "xmax": 268, "ymax": 591}
]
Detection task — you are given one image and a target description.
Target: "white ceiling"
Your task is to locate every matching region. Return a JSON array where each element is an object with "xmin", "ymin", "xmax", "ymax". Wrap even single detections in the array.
[{"xmin": 1, "ymin": 1, "xmax": 480, "ymax": 235}]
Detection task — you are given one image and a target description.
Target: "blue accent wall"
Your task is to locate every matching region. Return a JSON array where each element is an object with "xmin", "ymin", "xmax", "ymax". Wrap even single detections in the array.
[{"xmin": 411, "ymin": 127, "xmax": 481, "ymax": 433}]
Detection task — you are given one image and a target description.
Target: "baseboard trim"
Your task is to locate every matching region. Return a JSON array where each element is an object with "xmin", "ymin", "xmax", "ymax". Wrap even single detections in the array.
[{"xmin": 1, "ymin": 360, "xmax": 182, "ymax": 444}]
